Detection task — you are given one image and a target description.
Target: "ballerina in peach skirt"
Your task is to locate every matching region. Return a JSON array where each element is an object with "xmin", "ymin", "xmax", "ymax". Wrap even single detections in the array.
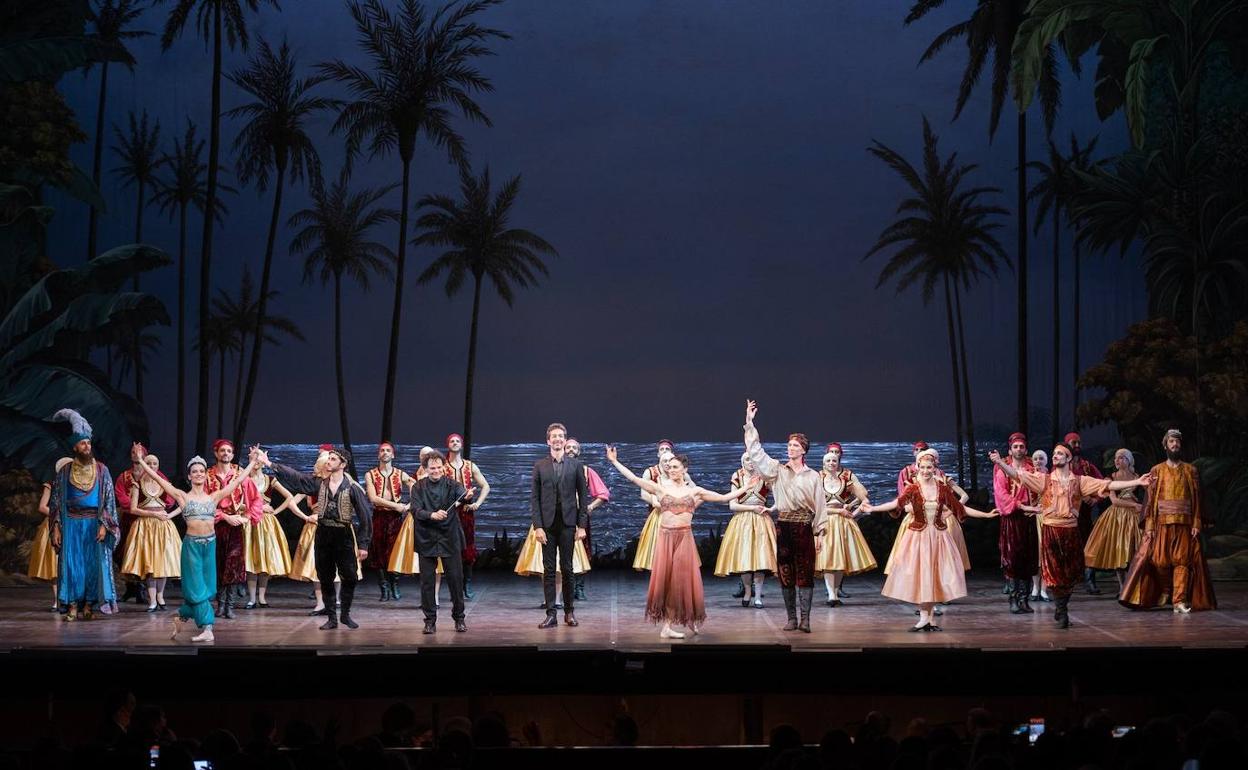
[
  {"xmin": 607, "ymin": 446, "xmax": 753, "ymax": 639},
  {"xmin": 861, "ymin": 449, "xmax": 998, "ymax": 632}
]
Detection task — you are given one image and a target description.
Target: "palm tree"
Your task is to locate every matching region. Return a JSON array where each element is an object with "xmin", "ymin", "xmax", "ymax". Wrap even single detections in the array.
[
  {"xmin": 1029, "ymin": 132, "xmax": 1100, "ymax": 439},
  {"xmin": 905, "ymin": 0, "xmax": 1063, "ymax": 438},
  {"xmin": 198, "ymin": 305, "xmax": 240, "ymax": 439},
  {"xmin": 111, "ymin": 110, "xmax": 162, "ymax": 271},
  {"xmin": 110, "ymin": 108, "xmax": 161, "ymax": 403},
  {"xmin": 1026, "ymin": 137, "xmax": 1070, "ymax": 448},
  {"xmin": 112, "ymin": 329, "xmax": 163, "ymax": 390},
  {"xmin": 225, "ymin": 37, "xmax": 336, "ymax": 447},
  {"xmin": 320, "ymin": 0, "xmax": 509, "ymax": 442},
  {"xmin": 865, "ymin": 118, "xmax": 1010, "ymax": 488},
  {"xmin": 1065, "ymin": 135, "xmax": 1100, "ymax": 414},
  {"xmin": 85, "ymin": 0, "xmax": 150, "ymax": 262},
  {"xmin": 288, "ymin": 170, "xmax": 398, "ymax": 478},
  {"xmin": 414, "ymin": 165, "xmax": 556, "ymax": 458},
  {"xmin": 155, "ymin": 0, "xmax": 278, "ymax": 456},
  {"xmin": 150, "ymin": 119, "xmax": 231, "ymax": 466}
]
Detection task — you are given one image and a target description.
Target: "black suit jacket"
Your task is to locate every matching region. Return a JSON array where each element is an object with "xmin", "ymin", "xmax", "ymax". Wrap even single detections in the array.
[{"xmin": 530, "ymin": 455, "xmax": 589, "ymax": 530}]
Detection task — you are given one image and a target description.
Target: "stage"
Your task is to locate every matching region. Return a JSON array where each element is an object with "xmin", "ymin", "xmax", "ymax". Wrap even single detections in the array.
[{"xmin": 3, "ymin": 572, "xmax": 1246, "ymax": 686}]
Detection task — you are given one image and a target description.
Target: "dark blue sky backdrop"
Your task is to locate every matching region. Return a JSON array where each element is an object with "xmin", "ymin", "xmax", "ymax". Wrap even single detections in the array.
[{"xmin": 48, "ymin": 0, "xmax": 1147, "ymax": 449}]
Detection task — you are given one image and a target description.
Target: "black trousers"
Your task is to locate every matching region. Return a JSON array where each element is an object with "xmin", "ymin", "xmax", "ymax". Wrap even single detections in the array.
[
  {"xmin": 541, "ymin": 516, "xmax": 576, "ymax": 613},
  {"xmin": 315, "ymin": 526, "xmax": 358, "ymax": 614},
  {"xmin": 420, "ymin": 553, "xmax": 464, "ymax": 622}
]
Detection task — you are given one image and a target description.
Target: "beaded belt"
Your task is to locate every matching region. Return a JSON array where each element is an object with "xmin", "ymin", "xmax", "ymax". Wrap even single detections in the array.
[
  {"xmin": 186, "ymin": 534, "xmax": 216, "ymax": 544},
  {"xmin": 777, "ymin": 509, "xmax": 814, "ymax": 524},
  {"xmin": 66, "ymin": 508, "xmax": 98, "ymax": 520}
]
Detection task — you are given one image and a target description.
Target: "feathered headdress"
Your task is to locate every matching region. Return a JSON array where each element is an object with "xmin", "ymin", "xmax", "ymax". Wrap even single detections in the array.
[{"xmin": 51, "ymin": 408, "xmax": 93, "ymax": 444}]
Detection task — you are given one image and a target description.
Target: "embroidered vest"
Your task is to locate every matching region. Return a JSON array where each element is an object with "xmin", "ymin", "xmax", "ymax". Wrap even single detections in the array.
[{"xmin": 314, "ymin": 480, "xmax": 354, "ymax": 527}]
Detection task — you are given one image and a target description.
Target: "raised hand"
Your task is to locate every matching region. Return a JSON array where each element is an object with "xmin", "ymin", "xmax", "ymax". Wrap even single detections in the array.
[
  {"xmin": 745, "ymin": 400, "xmax": 758, "ymax": 424},
  {"xmin": 988, "ymin": 450, "xmax": 1003, "ymax": 464},
  {"xmin": 605, "ymin": 445, "xmax": 618, "ymax": 463}
]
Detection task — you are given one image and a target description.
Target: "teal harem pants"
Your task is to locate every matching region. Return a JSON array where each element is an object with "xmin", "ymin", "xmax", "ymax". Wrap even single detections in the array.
[{"xmin": 179, "ymin": 535, "xmax": 217, "ymax": 628}]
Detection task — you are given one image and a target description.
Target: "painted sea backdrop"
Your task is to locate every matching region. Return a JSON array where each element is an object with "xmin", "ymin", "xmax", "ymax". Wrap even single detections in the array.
[{"xmin": 264, "ymin": 441, "xmax": 995, "ymax": 560}]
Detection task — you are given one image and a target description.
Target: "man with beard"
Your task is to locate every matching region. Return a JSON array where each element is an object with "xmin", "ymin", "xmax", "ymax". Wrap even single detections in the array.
[
  {"xmin": 992, "ymin": 433, "xmax": 1040, "ymax": 614},
  {"xmin": 406, "ymin": 450, "xmax": 474, "ymax": 633},
  {"xmin": 564, "ymin": 437, "xmax": 610, "ymax": 601},
  {"xmin": 364, "ymin": 442, "xmax": 414, "ymax": 602},
  {"xmin": 257, "ymin": 445, "xmax": 373, "ymax": 629},
  {"xmin": 48, "ymin": 409, "xmax": 120, "ymax": 620},
  {"xmin": 1064, "ymin": 432, "xmax": 1107, "ymax": 594},
  {"xmin": 1120, "ymin": 429, "xmax": 1217, "ymax": 613},
  {"xmin": 205, "ymin": 439, "xmax": 263, "ymax": 619},
  {"xmin": 990, "ymin": 443, "xmax": 1150, "ymax": 629},
  {"xmin": 443, "ymin": 434, "xmax": 491, "ymax": 599}
]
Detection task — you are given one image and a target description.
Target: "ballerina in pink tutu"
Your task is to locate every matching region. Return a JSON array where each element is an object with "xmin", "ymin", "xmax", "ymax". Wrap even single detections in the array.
[
  {"xmin": 607, "ymin": 446, "xmax": 753, "ymax": 639},
  {"xmin": 860, "ymin": 448, "xmax": 998, "ymax": 632}
]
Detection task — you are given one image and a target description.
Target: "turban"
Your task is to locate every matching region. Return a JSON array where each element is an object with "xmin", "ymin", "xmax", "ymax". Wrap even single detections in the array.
[
  {"xmin": 212, "ymin": 438, "xmax": 234, "ymax": 453},
  {"xmin": 912, "ymin": 440, "xmax": 928, "ymax": 452},
  {"xmin": 826, "ymin": 442, "xmax": 843, "ymax": 454},
  {"xmin": 1008, "ymin": 432, "xmax": 1027, "ymax": 445},
  {"xmin": 447, "ymin": 433, "xmax": 463, "ymax": 446},
  {"xmin": 1064, "ymin": 432, "xmax": 1081, "ymax": 444}
]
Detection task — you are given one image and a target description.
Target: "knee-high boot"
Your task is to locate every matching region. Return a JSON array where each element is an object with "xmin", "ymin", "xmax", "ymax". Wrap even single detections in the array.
[
  {"xmin": 781, "ymin": 586, "xmax": 798, "ymax": 631},
  {"xmin": 377, "ymin": 571, "xmax": 391, "ymax": 602},
  {"xmin": 797, "ymin": 587, "xmax": 814, "ymax": 633},
  {"xmin": 1015, "ymin": 579, "xmax": 1034, "ymax": 613}
]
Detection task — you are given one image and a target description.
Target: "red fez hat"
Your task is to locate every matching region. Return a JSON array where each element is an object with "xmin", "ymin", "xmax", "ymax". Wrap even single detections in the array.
[
  {"xmin": 912, "ymin": 440, "xmax": 928, "ymax": 452},
  {"xmin": 1064, "ymin": 432, "xmax": 1081, "ymax": 444},
  {"xmin": 1008, "ymin": 432, "xmax": 1027, "ymax": 445},
  {"xmin": 212, "ymin": 438, "xmax": 233, "ymax": 452}
]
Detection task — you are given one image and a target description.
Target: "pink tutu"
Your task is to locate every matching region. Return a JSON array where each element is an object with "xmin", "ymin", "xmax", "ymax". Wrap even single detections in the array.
[
  {"xmin": 645, "ymin": 526, "xmax": 706, "ymax": 627},
  {"xmin": 881, "ymin": 525, "xmax": 967, "ymax": 604}
]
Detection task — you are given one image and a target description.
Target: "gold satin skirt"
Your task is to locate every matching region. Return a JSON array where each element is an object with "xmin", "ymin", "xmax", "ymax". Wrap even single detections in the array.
[
  {"xmin": 290, "ymin": 521, "xmax": 362, "ymax": 582},
  {"xmin": 289, "ymin": 521, "xmax": 318, "ymax": 581},
  {"xmin": 513, "ymin": 526, "xmax": 590, "ymax": 576},
  {"xmin": 120, "ymin": 516, "xmax": 182, "ymax": 578},
  {"xmin": 244, "ymin": 513, "xmax": 291, "ymax": 576},
  {"xmin": 815, "ymin": 514, "xmax": 878, "ymax": 575},
  {"xmin": 27, "ymin": 519, "xmax": 57, "ymax": 581},
  {"xmin": 387, "ymin": 515, "xmax": 442, "ymax": 575},
  {"xmin": 632, "ymin": 509, "xmax": 662, "ymax": 570},
  {"xmin": 713, "ymin": 511, "xmax": 776, "ymax": 576},
  {"xmin": 1084, "ymin": 505, "xmax": 1142, "ymax": 570}
]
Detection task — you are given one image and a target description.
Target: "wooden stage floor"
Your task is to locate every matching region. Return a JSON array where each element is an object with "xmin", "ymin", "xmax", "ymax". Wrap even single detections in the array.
[{"xmin": 4, "ymin": 570, "xmax": 1245, "ymax": 655}]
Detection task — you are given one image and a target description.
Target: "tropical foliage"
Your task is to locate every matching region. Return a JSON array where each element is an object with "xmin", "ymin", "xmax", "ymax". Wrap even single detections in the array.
[
  {"xmin": 414, "ymin": 165, "xmax": 556, "ymax": 457},
  {"xmin": 865, "ymin": 118, "xmax": 1010, "ymax": 490}
]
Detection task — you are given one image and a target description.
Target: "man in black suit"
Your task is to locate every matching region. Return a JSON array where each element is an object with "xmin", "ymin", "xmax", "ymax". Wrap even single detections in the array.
[
  {"xmin": 407, "ymin": 450, "xmax": 475, "ymax": 634},
  {"xmin": 530, "ymin": 422, "xmax": 589, "ymax": 628}
]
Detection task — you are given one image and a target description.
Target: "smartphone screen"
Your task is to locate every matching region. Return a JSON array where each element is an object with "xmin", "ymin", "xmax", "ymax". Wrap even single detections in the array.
[
  {"xmin": 149, "ymin": 744, "xmax": 160, "ymax": 768},
  {"xmin": 193, "ymin": 760, "xmax": 214, "ymax": 770},
  {"xmin": 1028, "ymin": 718, "xmax": 1045, "ymax": 744},
  {"xmin": 1112, "ymin": 726, "xmax": 1134, "ymax": 738}
]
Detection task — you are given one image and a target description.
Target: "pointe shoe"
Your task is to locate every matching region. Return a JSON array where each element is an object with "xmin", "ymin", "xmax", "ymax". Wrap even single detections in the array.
[
  {"xmin": 1174, "ymin": 602, "xmax": 1192, "ymax": 614},
  {"xmin": 687, "ymin": 624, "xmax": 700, "ymax": 636},
  {"xmin": 752, "ymin": 597, "xmax": 763, "ymax": 609},
  {"xmin": 659, "ymin": 626, "xmax": 685, "ymax": 639},
  {"xmin": 909, "ymin": 622, "xmax": 930, "ymax": 632},
  {"xmin": 191, "ymin": 628, "xmax": 215, "ymax": 643}
]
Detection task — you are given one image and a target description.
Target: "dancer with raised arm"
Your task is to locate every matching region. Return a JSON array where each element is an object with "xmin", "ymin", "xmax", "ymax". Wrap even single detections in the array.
[
  {"xmin": 714, "ymin": 451, "xmax": 775, "ymax": 608},
  {"xmin": 860, "ymin": 449, "xmax": 998, "ymax": 631},
  {"xmin": 133, "ymin": 446, "xmax": 259, "ymax": 643},
  {"xmin": 1119, "ymin": 429, "xmax": 1216, "ymax": 613},
  {"xmin": 255, "ymin": 446, "xmax": 373, "ymax": 630},
  {"xmin": 742, "ymin": 400, "xmax": 827, "ymax": 633},
  {"xmin": 531, "ymin": 423, "xmax": 589, "ymax": 629},
  {"xmin": 815, "ymin": 444, "xmax": 876, "ymax": 607},
  {"xmin": 992, "ymin": 433, "xmax": 1040, "ymax": 614},
  {"xmin": 608, "ymin": 446, "xmax": 751, "ymax": 638},
  {"xmin": 990, "ymin": 444, "xmax": 1152, "ymax": 628},
  {"xmin": 205, "ymin": 439, "xmax": 263, "ymax": 619}
]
